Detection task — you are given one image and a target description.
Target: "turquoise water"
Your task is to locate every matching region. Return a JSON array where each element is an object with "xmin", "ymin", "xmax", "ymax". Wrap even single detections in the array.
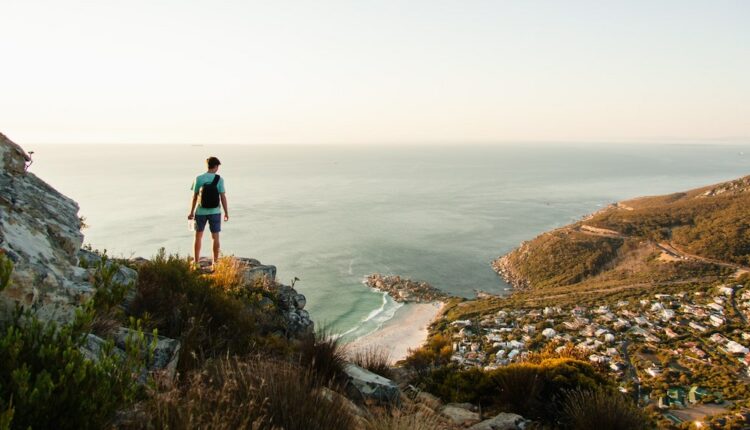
[{"xmin": 29, "ymin": 143, "xmax": 750, "ymax": 340}]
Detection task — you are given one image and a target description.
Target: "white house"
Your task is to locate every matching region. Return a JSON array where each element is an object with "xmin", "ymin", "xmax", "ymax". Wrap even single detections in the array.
[{"xmin": 727, "ymin": 341, "xmax": 749, "ymax": 355}]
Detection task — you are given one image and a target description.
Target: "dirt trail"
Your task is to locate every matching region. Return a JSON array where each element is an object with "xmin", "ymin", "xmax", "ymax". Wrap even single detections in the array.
[{"xmin": 578, "ymin": 224, "xmax": 625, "ymax": 238}]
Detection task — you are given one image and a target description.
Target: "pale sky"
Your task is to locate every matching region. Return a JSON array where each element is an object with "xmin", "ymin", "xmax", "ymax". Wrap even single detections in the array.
[{"xmin": 2, "ymin": 0, "xmax": 749, "ymax": 144}]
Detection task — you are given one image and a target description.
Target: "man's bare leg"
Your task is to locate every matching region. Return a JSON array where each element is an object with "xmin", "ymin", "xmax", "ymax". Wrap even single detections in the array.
[
  {"xmin": 193, "ymin": 230, "xmax": 204, "ymax": 267},
  {"xmin": 211, "ymin": 232, "xmax": 221, "ymax": 264}
]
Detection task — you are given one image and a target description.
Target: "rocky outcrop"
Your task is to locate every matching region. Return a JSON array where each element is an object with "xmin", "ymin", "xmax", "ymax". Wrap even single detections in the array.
[
  {"xmin": 468, "ymin": 412, "xmax": 528, "ymax": 430},
  {"xmin": 276, "ymin": 283, "xmax": 314, "ymax": 336},
  {"xmin": 236, "ymin": 257, "xmax": 277, "ymax": 284},
  {"xmin": 344, "ymin": 363, "xmax": 400, "ymax": 404},
  {"xmin": 82, "ymin": 328, "xmax": 181, "ymax": 382},
  {"xmin": 223, "ymin": 257, "xmax": 313, "ymax": 337},
  {"xmin": 491, "ymin": 244, "xmax": 531, "ymax": 290},
  {"xmin": 365, "ymin": 273, "xmax": 450, "ymax": 303},
  {"xmin": 0, "ymin": 133, "xmax": 311, "ymax": 380},
  {"xmin": 0, "ymin": 133, "xmax": 91, "ymax": 323}
]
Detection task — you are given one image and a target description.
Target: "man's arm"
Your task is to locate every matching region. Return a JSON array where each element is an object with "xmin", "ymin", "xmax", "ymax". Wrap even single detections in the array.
[
  {"xmin": 188, "ymin": 193, "xmax": 199, "ymax": 219},
  {"xmin": 220, "ymin": 193, "xmax": 229, "ymax": 221}
]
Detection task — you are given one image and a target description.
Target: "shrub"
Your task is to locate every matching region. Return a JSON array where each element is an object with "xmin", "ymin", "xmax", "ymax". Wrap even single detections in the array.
[
  {"xmin": 351, "ymin": 346, "xmax": 393, "ymax": 379},
  {"xmin": 207, "ymin": 256, "xmax": 248, "ymax": 294},
  {"xmin": 522, "ymin": 341, "xmax": 590, "ymax": 364},
  {"xmin": 0, "ymin": 306, "xmax": 147, "ymax": 430},
  {"xmin": 90, "ymin": 253, "xmax": 132, "ymax": 336},
  {"xmin": 403, "ymin": 333, "xmax": 452, "ymax": 374},
  {"xmin": 492, "ymin": 363, "xmax": 544, "ymax": 418},
  {"xmin": 419, "ymin": 365, "xmax": 501, "ymax": 406},
  {"xmin": 0, "ymin": 252, "xmax": 11, "ymax": 292},
  {"xmin": 0, "ymin": 253, "xmax": 160, "ymax": 430},
  {"xmin": 560, "ymin": 387, "xmax": 650, "ymax": 430},
  {"xmin": 420, "ymin": 358, "xmax": 611, "ymax": 423},
  {"xmin": 135, "ymin": 356, "xmax": 357, "ymax": 430},
  {"xmin": 296, "ymin": 327, "xmax": 349, "ymax": 387},
  {"xmin": 129, "ymin": 250, "xmax": 283, "ymax": 372}
]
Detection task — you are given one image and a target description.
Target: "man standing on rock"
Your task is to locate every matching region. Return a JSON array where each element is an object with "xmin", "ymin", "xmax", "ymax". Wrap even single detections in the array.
[{"xmin": 188, "ymin": 156, "xmax": 229, "ymax": 269}]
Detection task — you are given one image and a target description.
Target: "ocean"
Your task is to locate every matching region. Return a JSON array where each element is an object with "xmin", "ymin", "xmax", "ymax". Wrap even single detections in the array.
[{"xmin": 29, "ymin": 143, "xmax": 750, "ymax": 341}]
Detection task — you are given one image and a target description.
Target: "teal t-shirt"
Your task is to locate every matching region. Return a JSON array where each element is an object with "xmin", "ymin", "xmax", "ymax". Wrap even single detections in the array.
[{"xmin": 192, "ymin": 173, "xmax": 226, "ymax": 215}]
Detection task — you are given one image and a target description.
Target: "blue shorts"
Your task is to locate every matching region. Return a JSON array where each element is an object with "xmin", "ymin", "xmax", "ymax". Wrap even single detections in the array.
[{"xmin": 195, "ymin": 214, "xmax": 221, "ymax": 233}]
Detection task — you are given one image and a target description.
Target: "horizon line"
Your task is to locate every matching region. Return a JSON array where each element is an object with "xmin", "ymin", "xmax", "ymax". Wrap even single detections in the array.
[{"xmin": 25, "ymin": 137, "xmax": 750, "ymax": 146}]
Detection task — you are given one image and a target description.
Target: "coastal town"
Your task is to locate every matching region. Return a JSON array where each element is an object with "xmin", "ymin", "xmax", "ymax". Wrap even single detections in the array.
[{"xmin": 445, "ymin": 281, "xmax": 750, "ymax": 427}]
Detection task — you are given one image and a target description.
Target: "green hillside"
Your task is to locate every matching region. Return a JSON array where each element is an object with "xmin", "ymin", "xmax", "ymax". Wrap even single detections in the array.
[{"xmin": 493, "ymin": 175, "xmax": 750, "ymax": 296}]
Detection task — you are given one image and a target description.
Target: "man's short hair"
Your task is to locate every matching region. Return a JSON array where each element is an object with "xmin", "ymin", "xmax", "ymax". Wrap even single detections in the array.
[{"xmin": 207, "ymin": 157, "xmax": 221, "ymax": 169}]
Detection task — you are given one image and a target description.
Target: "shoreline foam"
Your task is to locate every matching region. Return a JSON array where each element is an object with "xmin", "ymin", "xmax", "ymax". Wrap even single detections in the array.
[{"xmin": 345, "ymin": 301, "xmax": 445, "ymax": 364}]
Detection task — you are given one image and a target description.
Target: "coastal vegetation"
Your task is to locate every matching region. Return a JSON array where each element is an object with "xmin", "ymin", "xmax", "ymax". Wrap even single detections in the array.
[
  {"xmin": 131, "ymin": 355, "xmax": 358, "ymax": 430},
  {"xmin": 591, "ymin": 176, "xmax": 750, "ymax": 266},
  {"xmin": 351, "ymin": 346, "xmax": 394, "ymax": 379},
  {"xmin": 128, "ymin": 250, "xmax": 290, "ymax": 373},
  {"xmin": 0, "ymin": 250, "xmax": 367, "ymax": 429},
  {"xmin": 415, "ymin": 357, "xmax": 648, "ymax": 428},
  {"xmin": 402, "ymin": 176, "xmax": 750, "ymax": 428}
]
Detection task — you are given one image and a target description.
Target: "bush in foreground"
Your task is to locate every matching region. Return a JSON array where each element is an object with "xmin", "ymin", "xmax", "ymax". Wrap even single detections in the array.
[
  {"xmin": 403, "ymin": 333, "xmax": 452, "ymax": 374},
  {"xmin": 129, "ymin": 251, "xmax": 285, "ymax": 372},
  {"xmin": 296, "ymin": 327, "xmax": 349, "ymax": 387},
  {"xmin": 134, "ymin": 356, "xmax": 357, "ymax": 430},
  {"xmin": 420, "ymin": 357, "xmax": 611, "ymax": 423},
  {"xmin": 560, "ymin": 387, "xmax": 650, "ymax": 430},
  {"xmin": 0, "ymin": 253, "xmax": 148, "ymax": 430},
  {"xmin": 351, "ymin": 346, "xmax": 393, "ymax": 379}
]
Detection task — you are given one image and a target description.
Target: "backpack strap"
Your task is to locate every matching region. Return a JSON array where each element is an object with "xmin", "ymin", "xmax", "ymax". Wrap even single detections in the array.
[{"xmin": 210, "ymin": 175, "xmax": 220, "ymax": 187}]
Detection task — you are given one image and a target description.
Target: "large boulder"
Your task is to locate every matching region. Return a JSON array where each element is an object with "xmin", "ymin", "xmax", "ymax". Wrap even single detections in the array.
[
  {"xmin": 468, "ymin": 412, "xmax": 529, "ymax": 430},
  {"xmin": 344, "ymin": 363, "xmax": 400, "ymax": 404},
  {"xmin": 0, "ymin": 133, "xmax": 91, "ymax": 323},
  {"xmin": 441, "ymin": 403, "xmax": 481, "ymax": 427}
]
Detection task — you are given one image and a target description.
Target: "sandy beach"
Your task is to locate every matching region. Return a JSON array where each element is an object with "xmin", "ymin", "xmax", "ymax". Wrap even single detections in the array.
[{"xmin": 346, "ymin": 301, "xmax": 445, "ymax": 364}]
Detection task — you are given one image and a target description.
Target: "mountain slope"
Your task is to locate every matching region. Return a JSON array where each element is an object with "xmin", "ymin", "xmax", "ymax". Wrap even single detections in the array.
[{"xmin": 493, "ymin": 175, "xmax": 750, "ymax": 295}]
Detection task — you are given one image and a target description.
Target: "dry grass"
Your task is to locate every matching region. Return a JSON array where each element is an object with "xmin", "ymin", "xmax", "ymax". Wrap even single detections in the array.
[
  {"xmin": 296, "ymin": 327, "xmax": 349, "ymax": 387},
  {"xmin": 560, "ymin": 388, "xmax": 649, "ymax": 430},
  {"xmin": 90, "ymin": 311, "xmax": 121, "ymax": 337},
  {"xmin": 132, "ymin": 356, "xmax": 357, "ymax": 430},
  {"xmin": 365, "ymin": 404, "xmax": 449, "ymax": 430},
  {"xmin": 207, "ymin": 256, "xmax": 248, "ymax": 293},
  {"xmin": 351, "ymin": 346, "xmax": 393, "ymax": 379}
]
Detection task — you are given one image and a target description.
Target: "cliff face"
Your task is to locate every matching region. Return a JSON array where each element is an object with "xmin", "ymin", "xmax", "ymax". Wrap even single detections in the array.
[
  {"xmin": 0, "ymin": 133, "xmax": 314, "ymax": 338},
  {"xmin": 0, "ymin": 133, "xmax": 92, "ymax": 323}
]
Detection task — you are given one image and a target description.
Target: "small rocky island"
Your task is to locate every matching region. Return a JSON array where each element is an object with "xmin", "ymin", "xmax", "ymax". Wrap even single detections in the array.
[{"xmin": 364, "ymin": 273, "xmax": 450, "ymax": 303}]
